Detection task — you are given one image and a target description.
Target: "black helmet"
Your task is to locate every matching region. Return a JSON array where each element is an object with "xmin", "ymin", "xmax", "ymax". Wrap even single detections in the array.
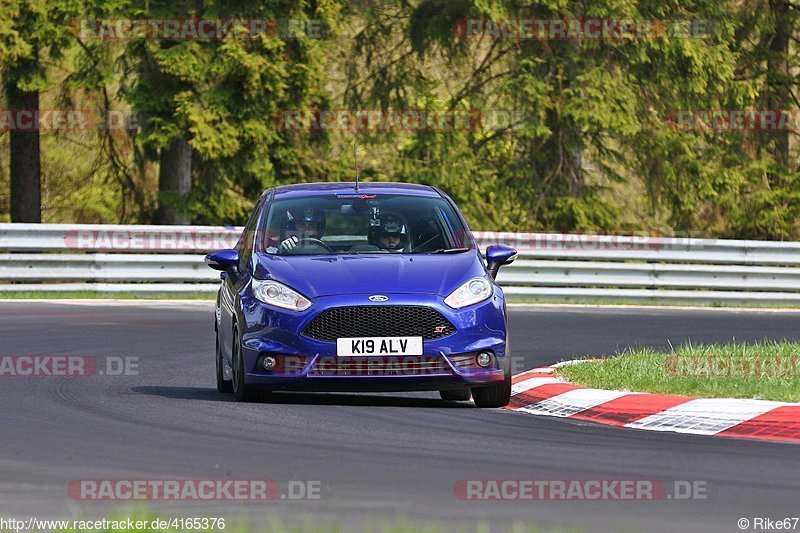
[
  {"xmin": 369, "ymin": 214, "xmax": 408, "ymax": 249},
  {"xmin": 283, "ymin": 206, "xmax": 326, "ymax": 236}
]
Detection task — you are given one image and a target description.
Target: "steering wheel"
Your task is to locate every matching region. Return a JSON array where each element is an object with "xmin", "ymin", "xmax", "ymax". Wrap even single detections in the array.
[{"xmin": 296, "ymin": 237, "xmax": 333, "ymax": 252}]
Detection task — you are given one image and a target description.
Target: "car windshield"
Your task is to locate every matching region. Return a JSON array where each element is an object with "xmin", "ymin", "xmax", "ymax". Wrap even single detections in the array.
[{"xmin": 259, "ymin": 193, "xmax": 474, "ymax": 255}]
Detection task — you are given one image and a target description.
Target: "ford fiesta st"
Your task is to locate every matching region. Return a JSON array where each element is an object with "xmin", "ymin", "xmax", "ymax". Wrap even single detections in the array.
[{"xmin": 205, "ymin": 182, "xmax": 517, "ymax": 407}]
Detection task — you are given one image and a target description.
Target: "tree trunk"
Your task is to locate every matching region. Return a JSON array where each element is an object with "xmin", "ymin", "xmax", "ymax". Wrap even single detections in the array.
[
  {"xmin": 7, "ymin": 84, "xmax": 41, "ymax": 222},
  {"xmin": 156, "ymin": 136, "xmax": 192, "ymax": 225},
  {"xmin": 765, "ymin": 0, "xmax": 792, "ymax": 171}
]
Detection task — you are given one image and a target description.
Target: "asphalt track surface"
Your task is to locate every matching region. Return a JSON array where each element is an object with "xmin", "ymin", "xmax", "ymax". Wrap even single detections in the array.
[{"xmin": 2, "ymin": 301, "xmax": 800, "ymax": 532}]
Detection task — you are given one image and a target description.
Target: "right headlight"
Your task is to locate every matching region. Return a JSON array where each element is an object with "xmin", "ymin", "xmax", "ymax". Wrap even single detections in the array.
[
  {"xmin": 444, "ymin": 276, "xmax": 493, "ymax": 309},
  {"xmin": 251, "ymin": 279, "xmax": 312, "ymax": 312}
]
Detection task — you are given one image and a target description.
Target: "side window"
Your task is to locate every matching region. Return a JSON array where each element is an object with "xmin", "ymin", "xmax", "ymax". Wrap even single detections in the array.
[
  {"xmin": 256, "ymin": 200, "xmax": 279, "ymax": 252},
  {"xmin": 235, "ymin": 201, "xmax": 260, "ymax": 252},
  {"xmin": 237, "ymin": 196, "xmax": 266, "ymax": 272}
]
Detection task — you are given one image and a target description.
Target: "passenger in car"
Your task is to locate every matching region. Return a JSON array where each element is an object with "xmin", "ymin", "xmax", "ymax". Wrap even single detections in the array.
[{"xmin": 370, "ymin": 215, "xmax": 409, "ymax": 252}]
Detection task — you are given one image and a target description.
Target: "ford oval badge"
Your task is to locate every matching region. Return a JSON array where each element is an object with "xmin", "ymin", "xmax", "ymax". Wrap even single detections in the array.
[{"xmin": 369, "ymin": 295, "xmax": 389, "ymax": 302}]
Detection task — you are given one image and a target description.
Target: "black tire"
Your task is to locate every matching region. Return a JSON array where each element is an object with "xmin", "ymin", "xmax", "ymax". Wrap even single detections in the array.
[
  {"xmin": 472, "ymin": 374, "xmax": 511, "ymax": 408},
  {"xmin": 439, "ymin": 389, "xmax": 471, "ymax": 401},
  {"xmin": 231, "ymin": 326, "xmax": 259, "ymax": 402},
  {"xmin": 472, "ymin": 353, "xmax": 512, "ymax": 408},
  {"xmin": 216, "ymin": 330, "xmax": 233, "ymax": 393}
]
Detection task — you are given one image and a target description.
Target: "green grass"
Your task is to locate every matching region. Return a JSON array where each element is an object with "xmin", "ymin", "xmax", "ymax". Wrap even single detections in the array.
[
  {"xmin": 556, "ymin": 340, "xmax": 800, "ymax": 402},
  {"xmin": 0, "ymin": 291, "xmax": 216, "ymax": 300}
]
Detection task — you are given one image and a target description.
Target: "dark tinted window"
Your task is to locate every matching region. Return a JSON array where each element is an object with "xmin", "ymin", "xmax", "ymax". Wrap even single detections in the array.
[
  {"xmin": 259, "ymin": 194, "xmax": 473, "ymax": 255},
  {"xmin": 237, "ymin": 195, "xmax": 267, "ymax": 269}
]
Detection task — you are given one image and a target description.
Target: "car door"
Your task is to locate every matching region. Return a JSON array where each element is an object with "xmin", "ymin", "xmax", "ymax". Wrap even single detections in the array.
[{"xmin": 219, "ymin": 194, "xmax": 268, "ymax": 363}]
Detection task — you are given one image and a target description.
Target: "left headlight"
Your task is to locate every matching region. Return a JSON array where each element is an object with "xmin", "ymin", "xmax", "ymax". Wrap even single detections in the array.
[
  {"xmin": 444, "ymin": 276, "xmax": 493, "ymax": 309},
  {"xmin": 251, "ymin": 279, "xmax": 312, "ymax": 312}
]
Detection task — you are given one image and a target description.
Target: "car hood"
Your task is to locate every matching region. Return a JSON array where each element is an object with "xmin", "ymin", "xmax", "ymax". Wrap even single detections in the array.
[{"xmin": 253, "ymin": 251, "xmax": 485, "ymax": 298}]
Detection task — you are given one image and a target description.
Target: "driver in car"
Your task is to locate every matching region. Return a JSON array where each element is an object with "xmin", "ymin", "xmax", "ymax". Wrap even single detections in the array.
[{"xmin": 277, "ymin": 207, "xmax": 326, "ymax": 254}]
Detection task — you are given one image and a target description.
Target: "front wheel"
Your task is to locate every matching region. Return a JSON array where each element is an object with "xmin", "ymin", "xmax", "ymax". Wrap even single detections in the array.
[
  {"xmin": 216, "ymin": 330, "xmax": 233, "ymax": 393},
  {"xmin": 472, "ymin": 374, "xmax": 511, "ymax": 408},
  {"xmin": 472, "ymin": 352, "xmax": 512, "ymax": 408},
  {"xmin": 231, "ymin": 326, "xmax": 259, "ymax": 402},
  {"xmin": 439, "ymin": 389, "xmax": 471, "ymax": 401}
]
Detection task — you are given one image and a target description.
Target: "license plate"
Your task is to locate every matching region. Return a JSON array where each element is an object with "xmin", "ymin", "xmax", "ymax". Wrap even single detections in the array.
[{"xmin": 336, "ymin": 337, "xmax": 423, "ymax": 356}]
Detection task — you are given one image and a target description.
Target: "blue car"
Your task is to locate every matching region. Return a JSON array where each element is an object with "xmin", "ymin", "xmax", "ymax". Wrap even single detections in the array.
[{"xmin": 205, "ymin": 182, "xmax": 517, "ymax": 407}]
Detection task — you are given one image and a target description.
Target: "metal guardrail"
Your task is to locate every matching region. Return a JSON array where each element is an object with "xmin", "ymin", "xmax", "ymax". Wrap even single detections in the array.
[{"xmin": 1, "ymin": 223, "xmax": 800, "ymax": 304}]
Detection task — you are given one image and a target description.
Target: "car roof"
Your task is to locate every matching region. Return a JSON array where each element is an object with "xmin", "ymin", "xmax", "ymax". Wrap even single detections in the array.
[{"xmin": 271, "ymin": 182, "xmax": 441, "ymax": 199}]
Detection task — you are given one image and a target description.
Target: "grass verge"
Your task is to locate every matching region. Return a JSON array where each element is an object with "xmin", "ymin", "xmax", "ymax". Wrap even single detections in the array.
[{"xmin": 556, "ymin": 340, "xmax": 800, "ymax": 402}]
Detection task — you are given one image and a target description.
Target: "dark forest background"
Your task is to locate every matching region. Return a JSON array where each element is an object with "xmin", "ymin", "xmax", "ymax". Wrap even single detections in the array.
[{"xmin": 1, "ymin": 0, "xmax": 798, "ymax": 238}]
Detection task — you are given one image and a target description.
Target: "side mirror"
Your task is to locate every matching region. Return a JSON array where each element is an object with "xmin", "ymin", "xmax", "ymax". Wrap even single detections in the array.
[
  {"xmin": 205, "ymin": 249, "xmax": 240, "ymax": 272},
  {"xmin": 485, "ymin": 245, "xmax": 517, "ymax": 279}
]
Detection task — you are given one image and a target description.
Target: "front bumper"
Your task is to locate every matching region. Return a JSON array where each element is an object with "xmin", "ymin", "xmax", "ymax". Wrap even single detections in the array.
[{"xmin": 237, "ymin": 289, "xmax": 508, "ymax": 392}]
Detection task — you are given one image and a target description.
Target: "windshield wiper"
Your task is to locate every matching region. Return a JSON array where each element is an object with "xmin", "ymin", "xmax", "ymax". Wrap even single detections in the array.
[
  {"xmin": 346, "ymin": 250, "xmax": 390, "ymax": 254},
  {"xmin": 430, "ymin": 247, "xmax": 470, "ymax": 254}
]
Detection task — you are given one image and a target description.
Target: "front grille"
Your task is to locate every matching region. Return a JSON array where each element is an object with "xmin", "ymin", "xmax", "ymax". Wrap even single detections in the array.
[
  {"xmin": 302, "ymin": 306, "xmax": 456, "ymax": 342},
  {"xmin": 309, "ymin": 356, "xmax": 453, "ymax": 376}
]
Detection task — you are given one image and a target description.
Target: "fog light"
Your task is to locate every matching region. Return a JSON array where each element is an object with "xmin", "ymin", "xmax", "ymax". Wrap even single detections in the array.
[
  {"xmin": 262, "ymin": 356, "xmax": 277, "ymax": 370},
  {"xmin": 476, "ymin": 352, "xmax": 493, "ymax": 368}
]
